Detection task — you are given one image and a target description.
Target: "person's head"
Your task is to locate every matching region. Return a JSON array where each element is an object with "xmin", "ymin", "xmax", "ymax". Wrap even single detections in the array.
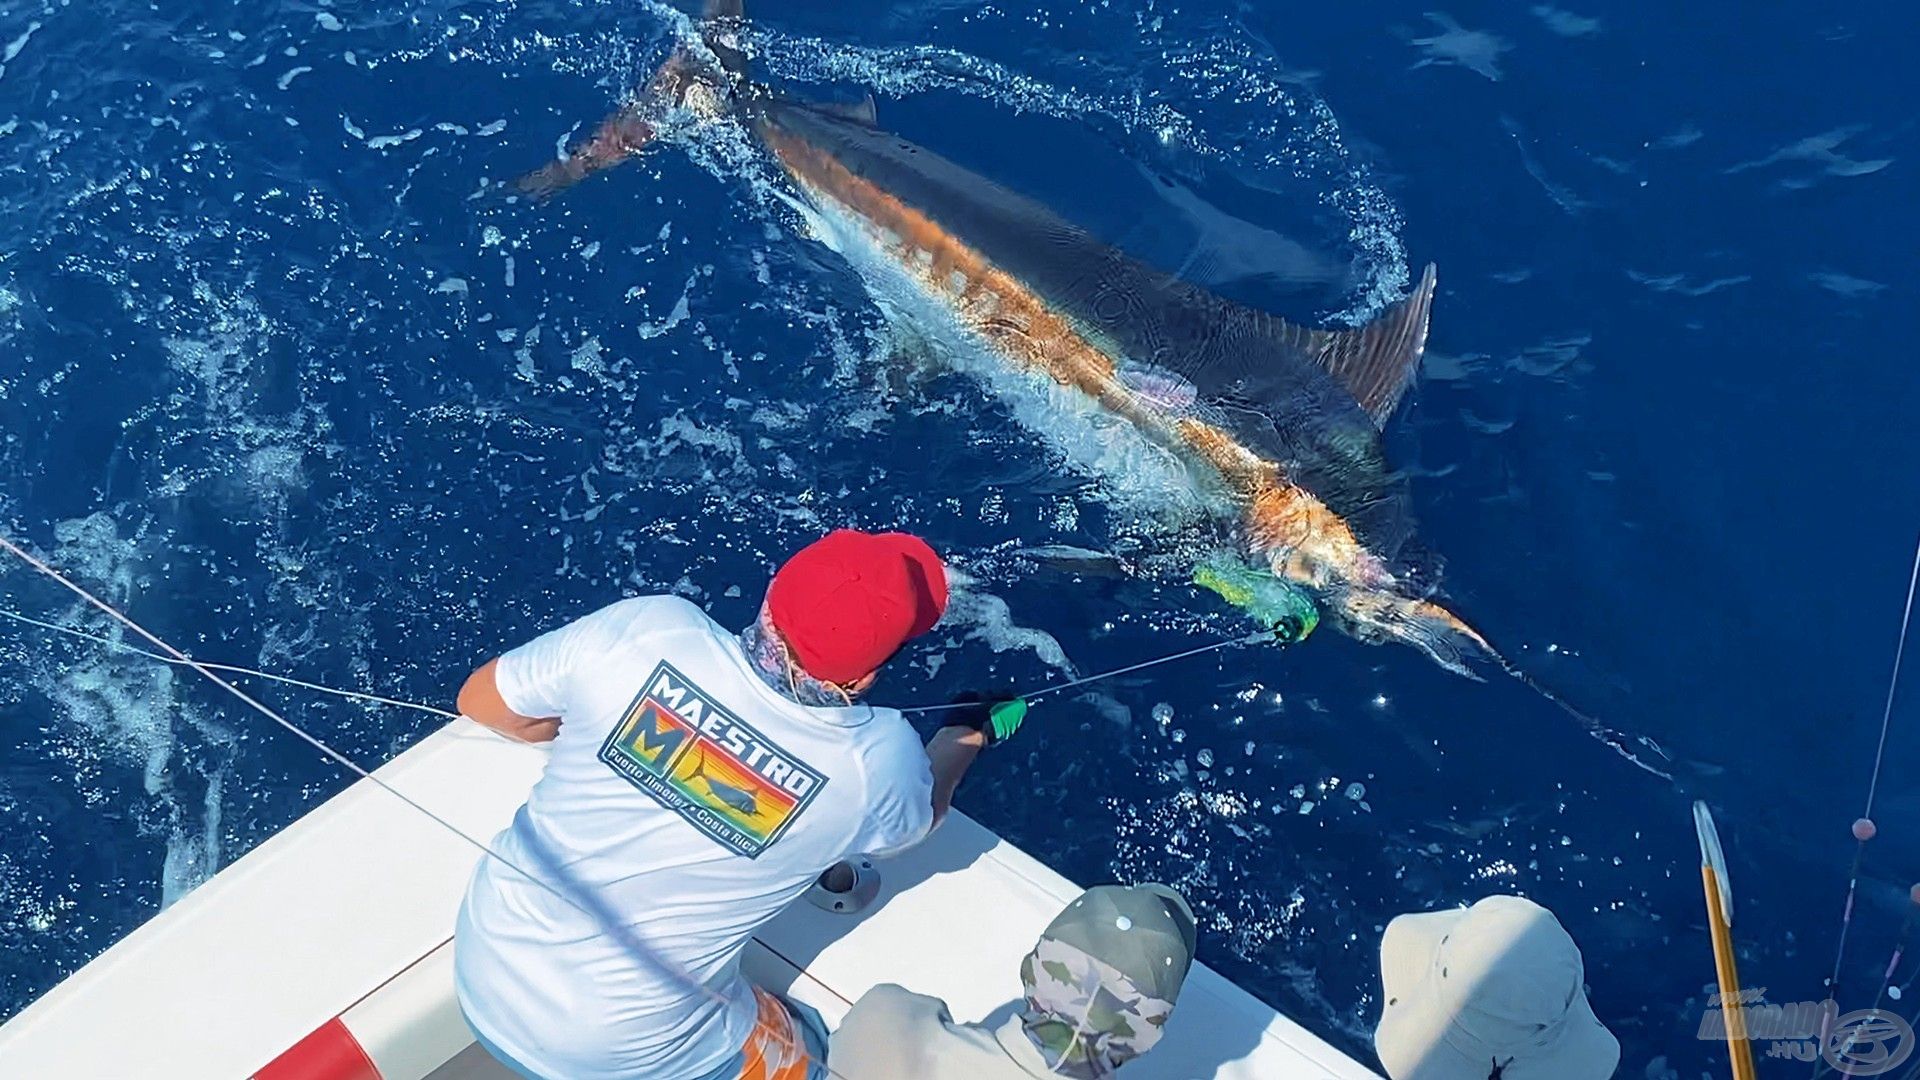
[
  {"xmin": 1017, "ymin": 883, "xmax": 1197, "ymax": 1078},
  {"xmin": 763, "ymin": 529, "xmax": 947, "ymax": 699},
  {"xmin": 1374, "ymin": 895, "xmax": 1619, "ymax": 1080}
]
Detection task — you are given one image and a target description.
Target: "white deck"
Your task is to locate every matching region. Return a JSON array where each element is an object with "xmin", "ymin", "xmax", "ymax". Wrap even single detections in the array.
[{"xmin": 0, "ymin": 718, "xmax": 1377, "ymax": 1079}]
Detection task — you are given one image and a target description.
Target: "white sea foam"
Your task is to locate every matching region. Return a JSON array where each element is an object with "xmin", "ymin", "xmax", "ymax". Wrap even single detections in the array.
[
  {"xmin": 43, "ymin": 514, "xmax": 226, "ymax": 906},
  {"xmin": 941, "ymin": 568, "xmax": 1073, "ymax": 674},
  {"xmin": 658, "ymin": 412, "xmax": 748, "ymax": 476},
  {"xmin": 161, "ymin": 771, "xmax": 224, "ymax": 908},
  {"xmin": 0, "ymin": 20, "xmax": 41, "ymax": 78}
]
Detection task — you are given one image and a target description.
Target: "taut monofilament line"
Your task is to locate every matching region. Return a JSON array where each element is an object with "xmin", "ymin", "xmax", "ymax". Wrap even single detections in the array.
[{"xmin": 1810, "ymin": 532, "xmax": 1920, "ymax": 1080}]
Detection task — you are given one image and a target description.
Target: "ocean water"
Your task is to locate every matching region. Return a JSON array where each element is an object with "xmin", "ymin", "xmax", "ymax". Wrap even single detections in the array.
[{"xmin": 0, "ymin": 0, "xmax": 1915, "ymax": 1075}]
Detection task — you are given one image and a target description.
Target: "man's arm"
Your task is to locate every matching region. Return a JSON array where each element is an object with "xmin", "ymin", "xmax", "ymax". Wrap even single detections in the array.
[
  {"xmin": 829, "ymin": 984, "xmax": 952, "ymax": 1080},
  {"xmin": 923, "ymin": 696, "xmax": 1027, "ymax": 827},
  {"xmin": 925, "ymin": 724, "xmax": 986, "ymax": 827},
  {"xmin": 458, "ymin": 658, "xmax": 562, "ymax": 744}
]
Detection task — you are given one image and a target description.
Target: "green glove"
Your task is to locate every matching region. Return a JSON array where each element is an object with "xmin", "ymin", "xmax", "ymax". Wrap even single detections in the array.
[
  {"xmin": 946, "ymin": 692, "xmax": 1029, "ymax": 746},
  {"xmin": 982, "ymin": 698, "xmax": 1028, "ymax": 746}
]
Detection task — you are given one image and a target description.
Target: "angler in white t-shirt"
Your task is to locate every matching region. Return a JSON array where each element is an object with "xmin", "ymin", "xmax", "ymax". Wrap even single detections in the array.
[{"xmin": 451, "ymin": 530, "xmax": 1026, "ymax": 1080}]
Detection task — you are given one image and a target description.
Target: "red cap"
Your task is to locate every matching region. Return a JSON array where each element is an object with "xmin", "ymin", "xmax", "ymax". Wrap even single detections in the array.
[{"xmin": 767, "ymin": 530, "xmax": 949, "ymax": 684}]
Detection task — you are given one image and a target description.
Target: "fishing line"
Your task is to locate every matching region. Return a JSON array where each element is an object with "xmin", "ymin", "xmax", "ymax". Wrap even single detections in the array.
[
  {"xmin": 1804, "ymin": 530, "xmax": 1920, "ymax": 1076},
  {"xmin": 1862, "ymin": 535, "xmax": 1919, "ymax": 826},
  {"xmin": 0, "ymin": 532, "xmax": 861, "ymax": 1080},
  {"xmin": 897, "ymin": 630, "xmax": 1279, "ymax": 715},
  {"xmin": 9, "ymin": 590, "xmax": 1673, "ymax": 786},
  {"xmin": 3, "ymin": 597, "xmax": 1280, "ymax": 723},
  {"xmin": 1811, "ymin": 531, "xmax": 1920, "ymax": 1078},
  {"xmin": 1810, "ymin": 903, "xmax": 1919, "ymax": 1080},
  {"xmin": 1492, "ymin": 656, "xmax": 1676, "ymax": 783},
  {"xmin": 0, "ymin": 609, "xmax": 461, "ymax": 720},
  {"xmin": 1806, "ymin": 903, "xmax": 1917, "ymax": 1080}
]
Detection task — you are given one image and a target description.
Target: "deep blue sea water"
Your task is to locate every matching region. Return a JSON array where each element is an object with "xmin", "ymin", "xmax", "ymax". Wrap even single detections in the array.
[{"xmin": 1, "ymin": 1, "xmax": 1915, "ymax": 1075}]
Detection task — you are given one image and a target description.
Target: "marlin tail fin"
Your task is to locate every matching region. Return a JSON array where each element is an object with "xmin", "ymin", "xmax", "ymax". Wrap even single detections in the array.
[{"xmin": 515, "ymin": 0, "xmax": 747, "ymax": 198}]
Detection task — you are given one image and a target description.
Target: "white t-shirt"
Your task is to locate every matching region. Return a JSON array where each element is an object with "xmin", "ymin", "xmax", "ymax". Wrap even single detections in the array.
[{"xmin": 454, "ymin": 596, "xmax": 935, "ymax": 1080}]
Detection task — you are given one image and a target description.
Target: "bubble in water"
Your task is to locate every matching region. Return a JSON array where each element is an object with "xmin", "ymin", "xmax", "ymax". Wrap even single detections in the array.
[
  {"xmin": 1196, "ymin": 748, "xmax": 1214, "ymax": 767},
  {"xmin": 1151, "ymin": 702, "xmax": 1174, "ymax": 725},
  {"xmin": 1346, "ymin": 783, "xmax": 1366, "ymax": 801}
]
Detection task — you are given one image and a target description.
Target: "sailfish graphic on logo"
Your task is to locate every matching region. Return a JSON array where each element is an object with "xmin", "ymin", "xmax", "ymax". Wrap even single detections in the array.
[{"xmin": 686, "ymin": 749, "xmax": 759, "ymax": 816}]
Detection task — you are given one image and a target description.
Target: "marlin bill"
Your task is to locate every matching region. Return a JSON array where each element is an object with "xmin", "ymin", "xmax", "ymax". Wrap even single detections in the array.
[{"xmin": 518, "ymin": 2, "xmax": 1500, "ymax": 679}]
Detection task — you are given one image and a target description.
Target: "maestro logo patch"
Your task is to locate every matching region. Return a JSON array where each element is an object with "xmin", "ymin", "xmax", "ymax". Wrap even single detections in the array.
[{"xmin": 599, "ymin": 662, "xmax": 826, "ymax": 857}]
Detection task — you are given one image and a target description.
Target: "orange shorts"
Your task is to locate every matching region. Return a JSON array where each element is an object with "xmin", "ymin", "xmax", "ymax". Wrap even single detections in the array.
[{"xmin": 736, "ymin": 987, "xmax": 820, "ymax": 1080}]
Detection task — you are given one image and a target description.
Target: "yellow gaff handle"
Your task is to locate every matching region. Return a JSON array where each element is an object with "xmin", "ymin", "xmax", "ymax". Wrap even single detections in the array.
[{"xmin": 1703, "ymin": 864, "xmax": 1759, "ymax": 1080}]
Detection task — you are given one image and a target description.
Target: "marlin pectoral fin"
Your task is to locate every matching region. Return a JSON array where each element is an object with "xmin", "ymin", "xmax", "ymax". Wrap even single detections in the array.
[{"xmin": 1017, "ymin": 545, "xmax": 1132, "ymax": 578}]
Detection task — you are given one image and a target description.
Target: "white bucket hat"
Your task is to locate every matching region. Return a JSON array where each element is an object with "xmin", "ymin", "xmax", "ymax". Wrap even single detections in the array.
[{"xmin": 1374, "ymin": 895, "xmax": 1619, "ymax": 1080}]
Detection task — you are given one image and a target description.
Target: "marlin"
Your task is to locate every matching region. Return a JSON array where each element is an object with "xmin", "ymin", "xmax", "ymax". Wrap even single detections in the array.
[{"xmin": 519, "ymin": 2, "xmax": 1497, "ymax": 678}]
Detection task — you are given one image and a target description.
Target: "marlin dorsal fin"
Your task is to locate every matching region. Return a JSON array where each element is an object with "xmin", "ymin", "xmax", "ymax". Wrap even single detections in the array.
[
  {"xmin": 814, "ymin": 95, "xmax": 879, "ymax": 127},
  {"xmin": 1321, "ymin": 263, "xmax": 1436, "ymax": 426},
  {"xmin": 1265, "ymin": 263, "xmax": 1437, "ymax": 427}
]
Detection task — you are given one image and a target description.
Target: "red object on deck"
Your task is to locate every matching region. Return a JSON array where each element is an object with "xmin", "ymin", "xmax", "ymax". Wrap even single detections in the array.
[{"xmin": 254, "ymin": 1017, "xmax": 381, "ymax": 1080}]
